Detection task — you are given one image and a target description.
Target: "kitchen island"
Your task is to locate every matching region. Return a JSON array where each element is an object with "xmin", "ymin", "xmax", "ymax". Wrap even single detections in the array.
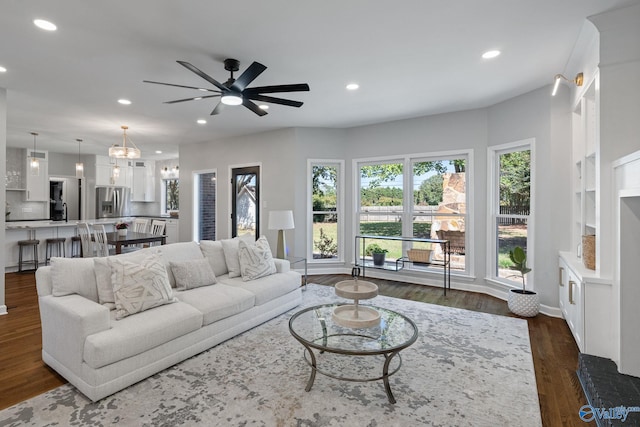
[{"xmin": 4, "ymin": 219, "xmax": 122, "ymax": 272}]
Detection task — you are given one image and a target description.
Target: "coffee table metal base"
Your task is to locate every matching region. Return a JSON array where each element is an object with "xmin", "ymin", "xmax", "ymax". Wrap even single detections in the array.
[{"xmin": 298, "ymin": 334, "xmax": 404, "ymax": 404}]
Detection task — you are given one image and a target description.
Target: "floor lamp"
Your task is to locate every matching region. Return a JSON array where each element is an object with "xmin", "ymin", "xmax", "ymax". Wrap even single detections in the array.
[{"xmin": 268, "ymin": 210, "xmax": 295, "ymax": 259}]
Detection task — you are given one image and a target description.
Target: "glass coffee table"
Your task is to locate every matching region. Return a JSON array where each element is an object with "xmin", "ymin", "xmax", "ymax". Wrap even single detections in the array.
[{"xmin": 288, "ymin": 303, "xmax": 418, "ymax": 404}]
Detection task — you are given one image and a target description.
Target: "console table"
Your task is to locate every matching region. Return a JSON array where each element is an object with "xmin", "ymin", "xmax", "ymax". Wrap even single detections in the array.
[{"xmin": 354, "ymin": 235, "xmax": 451, "ymax": 295}]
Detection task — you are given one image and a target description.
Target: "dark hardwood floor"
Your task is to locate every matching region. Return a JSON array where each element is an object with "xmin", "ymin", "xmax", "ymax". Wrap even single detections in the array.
[{"xmin": 0, "ymin": 272, "xmax": 587, "ymax": 425}]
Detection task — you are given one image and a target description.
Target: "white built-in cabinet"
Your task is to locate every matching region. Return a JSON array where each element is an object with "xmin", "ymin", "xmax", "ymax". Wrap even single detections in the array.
[
  {"xmin": 24, "ymin": 149, "xmax": 49, "ymax": 201},
  {"xmin": 131, "ymin": 160, "xmax": 155, "ymax": 202},
  {"xmin": 95, "ymin": 155, "xmax": 131, "ymax": 187},
  {"xmin": 561, "ymin": 70, "xmax": 612, "ymax": 357},
  {"xmin": 164, "ymin": 218, "xmax": 179, "ymax": 244},
  {"xmin": 559, "ymin": 252, "xmax": 612, "ymax": 358}
]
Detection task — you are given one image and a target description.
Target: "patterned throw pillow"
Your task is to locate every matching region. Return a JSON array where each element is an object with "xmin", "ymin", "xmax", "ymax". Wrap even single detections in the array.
[
  {"xmin": 170, "ymin": 258, "xmax": 217, "ymax": 291},
  {"xmin": 110, "ymin": 253, "xmax": 177, "ymax": 320},
  {"xmin": 238, "ymin": 236, "xmax": 277, "ymax": 281}
]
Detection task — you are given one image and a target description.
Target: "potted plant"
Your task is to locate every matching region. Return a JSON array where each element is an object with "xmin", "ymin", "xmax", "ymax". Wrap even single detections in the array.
[
  {"xmin": 507, "ymin": 246, "xmax": 539, "ymax": 317},
  {"xmin": 365, "ymin": 243, "xmax": 388, "ymax": 267},
  {"xmin": 115, "ymin": 222, "xmax": 129, "ymax": 237}
]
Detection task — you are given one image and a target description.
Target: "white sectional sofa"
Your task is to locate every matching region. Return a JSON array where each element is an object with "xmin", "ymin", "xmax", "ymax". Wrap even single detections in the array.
[{"xmin": 35, "ymin": 240, "xmax": 302, "ymax": 401}]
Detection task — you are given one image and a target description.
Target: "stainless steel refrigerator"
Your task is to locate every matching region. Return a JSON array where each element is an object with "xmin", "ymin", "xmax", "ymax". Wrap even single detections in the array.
[{"xmin": 96, "ymin": 186, "xmax": 131, "ymax": 218}]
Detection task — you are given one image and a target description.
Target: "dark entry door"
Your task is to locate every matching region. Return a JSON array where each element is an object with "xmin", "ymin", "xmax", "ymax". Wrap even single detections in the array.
[{"xmin": 231, "ymin": 166, "xmax": 260, "ymax": 239}]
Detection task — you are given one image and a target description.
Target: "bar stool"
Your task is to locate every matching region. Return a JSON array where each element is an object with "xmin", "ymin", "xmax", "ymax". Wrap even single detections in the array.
[
  {"xmin": 71, "ymin": 235, "xmax": 82, "ymax": 257},
  {"xmin": 45, "ymin": 237, "xmax": 66, "ymax": 264},
  {"xmin": 18, "ymin": 239, "xmax": 40, "ymax": 272}
]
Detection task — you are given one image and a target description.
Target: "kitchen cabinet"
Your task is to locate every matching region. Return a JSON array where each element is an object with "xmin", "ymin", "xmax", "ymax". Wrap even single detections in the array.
[
  {"xmin": 559, "ymin": 252, "xmax": 612, "ymax": 358},
  {"xmin": 24, "ymin": 149, "xmax": 49, "ymax": 201},
  {"xmin": 131, "ymin": 161, "xmax": 155, "ymax": 202},
  {"xmin": 95, "ymin": 156, "xmax": 131, "ymax": 187},
  {"xmin": 164, "ymin": 218, "xmax": 179, "ymax": 244}
]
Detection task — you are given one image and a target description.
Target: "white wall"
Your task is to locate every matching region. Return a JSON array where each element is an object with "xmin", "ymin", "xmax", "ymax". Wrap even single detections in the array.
[
  {"xmin": 179, "ymin": 100, "xmax": 569, "ymax": 310},
  {"xmin": 1, "ymin": 87, "xmax": 6, "ymax": 315}
]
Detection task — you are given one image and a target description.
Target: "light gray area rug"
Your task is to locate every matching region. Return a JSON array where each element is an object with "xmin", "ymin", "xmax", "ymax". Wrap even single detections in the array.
[{"xmin": 0, "ymin": 284, "xmax": 542, "ymax": 427}]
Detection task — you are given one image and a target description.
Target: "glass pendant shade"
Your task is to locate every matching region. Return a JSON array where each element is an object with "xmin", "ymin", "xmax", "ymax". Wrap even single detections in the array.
[
  {"xmin": 30, "ymin": 158, "xmax": 40, "ymax": 176},
  {"xmin": 30, "ymin": 132, "xmax": 40, "ymax": 176},
  {"xmin": 112, "ymin": 165, "xmax": 120, "ymax": 179},
  {"xmin": 75, "ymin": 138, "xmax": 84, "ymax": 178}
]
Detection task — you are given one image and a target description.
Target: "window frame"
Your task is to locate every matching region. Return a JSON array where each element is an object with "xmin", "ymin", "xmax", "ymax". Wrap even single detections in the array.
[
  {"xmin": 161, "ymin": 178, "xmax": 179, "ymax": 215},
  {"xmin": 353, "ymin": 150, "xmax": 473, "ymax": 276},
  {"xmin": 307, "ymin": 159, "xmax": 345, "ymax": 263},
  {"xmin": 487, "ymin": 139, "xmax": 535, "ymax": 288}
]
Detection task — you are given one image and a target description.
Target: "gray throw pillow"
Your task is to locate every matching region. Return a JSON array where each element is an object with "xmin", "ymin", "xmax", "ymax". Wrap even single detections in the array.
[{"xmin": 170, "ymin": 258, "xmax": 217, "ymax": 291}]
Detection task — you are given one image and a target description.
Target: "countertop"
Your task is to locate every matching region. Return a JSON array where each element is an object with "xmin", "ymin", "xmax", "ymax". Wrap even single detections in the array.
[{"xmin": 5, "ymin": 215, "xmax": 179, "ymax": 230}]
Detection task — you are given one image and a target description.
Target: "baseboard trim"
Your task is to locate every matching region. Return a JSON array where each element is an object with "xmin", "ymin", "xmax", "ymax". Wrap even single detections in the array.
[
  {"xmin": 0, "ymin": 305, "xmax": 7, "ymax": 316},
  {"xmin": 307, "ymin": 266, "xmax": 563, "ymax": 317}
]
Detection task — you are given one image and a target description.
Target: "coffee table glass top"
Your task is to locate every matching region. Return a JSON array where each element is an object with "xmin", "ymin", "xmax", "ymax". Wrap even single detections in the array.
[{"xmin": 289, "ymin": 303, "xmax": 418, "ymax": 355}]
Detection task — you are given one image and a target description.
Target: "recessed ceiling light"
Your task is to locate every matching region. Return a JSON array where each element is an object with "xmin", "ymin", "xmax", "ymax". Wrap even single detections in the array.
[
  {"xmin": 259, "ymin": 105, "xmax": 269, "ymax": 110},
  {"xmin": 197, "ymin": 119, "xmax": 207, "ymax": 124},
  {"xmin": 118, "ymin": 99, "xmax": 132, "ymax": 105},
  {"xmin": 0, "ymin": 66, "xmax": 6, "ymax": 73},
  {"xmin": 346, "ymin": 83, "xmax": 359, "ymax": 91},
  {"xmin": 482, "ymin": 50, "xmax": 501, "ymax": 59},
  {"xmin": 33, "ymin": 19, "xmax": 57, "ymax": 31}
]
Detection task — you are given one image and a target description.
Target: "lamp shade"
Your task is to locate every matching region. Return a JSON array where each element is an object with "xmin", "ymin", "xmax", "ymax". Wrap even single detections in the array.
[{"xmin": 268, "ymin": 210, "xmax": 295, "ymax": 230}]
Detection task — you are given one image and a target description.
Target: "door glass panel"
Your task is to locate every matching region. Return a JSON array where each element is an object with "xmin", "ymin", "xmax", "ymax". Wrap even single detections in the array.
[
  {"xmin": 197, "ymin": 172, "xmax": 216, "ymax": 241},
  {"xmin": 232, "ymin": 166, "xmax": 259, "ymax": 239}
]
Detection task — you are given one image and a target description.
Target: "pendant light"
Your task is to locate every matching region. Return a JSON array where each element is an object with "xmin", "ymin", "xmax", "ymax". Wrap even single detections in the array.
[
  {"xmin": 109, "ymin": 125, "xmax": 141, "ymax": 159},
  {"xmin": 75, "ymin": 139, "xmax": 84, "ymax": 178},
  {"xmin": 30, "ymin": 132, "xmax": 40, "ymax": 176},
  {"xmin": 112, "ymin": 158, "xmax": 120, "ymax": 182}
]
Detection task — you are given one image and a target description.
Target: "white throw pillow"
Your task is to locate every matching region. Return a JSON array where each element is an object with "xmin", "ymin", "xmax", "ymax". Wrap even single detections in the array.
[
  {"xmin": 199, "ymin": 240, "xmax": 228, "ymax": 277},
  {"xmin": 221, "ymin": 235, "xmax": 254, "ymax": 278},
  {"xmin": 110, "ymin": 253, "xmax": 177, "ymax": 320},
  {"xmin": 50, "ymin": 257, "xmax": 99, "ymax": 302},
  {"xmin": 238, "ymin": 236, "xmax": 277, "ymax": 281},
  {"xmin": 170, "ymin": 258, "xmax": 217, "ymax": 291}
]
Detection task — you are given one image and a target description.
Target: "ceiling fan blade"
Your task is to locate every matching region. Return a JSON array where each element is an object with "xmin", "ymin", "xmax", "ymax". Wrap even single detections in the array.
[
  {"xmin": 242, "ymin": 99, "xmax": 268, "ymax": 117},
  {"xmin": 211, "ymin": 101, "xmax": 224, "ymax": 116},
  {"xmin": 177, "ymin": 61, "xmax": 228, "ymax": 92},
  {"xmin": 164, "ymin": 94, "xmax": 221, "ymax": 104},
  {"xmin": 143, "ymin": 80, "xmax": 221, "ymax": 93},
  {"xmin": 231, "ymin": 61, "xmax": 267, "ymax": 92},
  {"xmin": 244, "ymin": 83, "xmax": 310, "ymax": 95},
  {"xmin": 246, "ymin": 94, "xmax": 303, "ymax": 108}
]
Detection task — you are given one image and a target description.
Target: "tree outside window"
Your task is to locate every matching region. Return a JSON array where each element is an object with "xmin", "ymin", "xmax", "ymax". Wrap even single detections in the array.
[{"xmin": 164, "ymin": 179, "xmax": 179, "ymax": 213}]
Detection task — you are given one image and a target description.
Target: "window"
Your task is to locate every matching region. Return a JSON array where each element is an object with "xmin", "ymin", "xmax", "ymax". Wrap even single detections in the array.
[
  {"xmin": 308, "ymin": 160, "xmax": 343, "ymax": 262},
  {"xmin": 355, "ymin": 152, "xmax": 470, "ymax": 273},
  {"xmin": 161, "ymin": 179, "xmax": 179, "ymax": 214},
  {"xmin": 192, "ymin": 171, "xmax": 216, "ymax": 241},
  {"xmin": 488, "ymin": 140, "xmax": 533, "ymax": 286}
]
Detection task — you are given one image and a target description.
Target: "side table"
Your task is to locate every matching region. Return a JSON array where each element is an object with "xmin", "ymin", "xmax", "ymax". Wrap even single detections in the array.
[{"xmin": 287, "ymin": 256, "xmax": 308, "ymax": 289}]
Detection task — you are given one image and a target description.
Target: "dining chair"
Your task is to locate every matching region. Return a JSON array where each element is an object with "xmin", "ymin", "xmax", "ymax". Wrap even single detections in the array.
[
  {"xmin": 93, "ymin": 224, "xmax": 114, "ymax": 257},
  {"xmin": 78, "ymin": 223, "xmax": 95, "ymax": 258},
  {"xmin": 147, "ymin": 220, "xmax": 167, "ymax": 247},
  {"xmin": 133, "ymin": 218, "xmax": 149, "ymax": 233}
]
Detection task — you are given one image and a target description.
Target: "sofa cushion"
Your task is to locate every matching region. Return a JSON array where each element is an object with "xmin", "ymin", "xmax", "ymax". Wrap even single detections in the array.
[
  {"xmin": 199, "ymin": 240, "xmax": 228, "ymax": 277},
  {"xmin": 175, "ymin": 284, "xmax": 255, "ymax": 325},
  {"xmin": 170, "ymin": 258, "xmax": 217, "ymax": 291},
  {"xmin": 238, "ymin": 236, "xmax": 276, "ymax": 281},
  {"xmin": 83, "ymin": 301, "xmax": 202, "ymax": 369},
  {"xmin": 154, "ymin": 241, "xmax": 205, "ymax": 287},
  {"xmin": 110, "ymin": 253, "xmax": 177, "ymax": 320},
  {"xmin": 95, "ymin": 249, "xmax": 164, "ymax": 307},
  {"xmin": 220, "ymin": 235, "xmax": 254, "ymax": 278},
  {"xmin": 219, "ymin": 272, "xmax": 301, "ymax": 306},
  {"xmin": 50, "ymin": 257, "xmax": 99, "ymax": 302}
]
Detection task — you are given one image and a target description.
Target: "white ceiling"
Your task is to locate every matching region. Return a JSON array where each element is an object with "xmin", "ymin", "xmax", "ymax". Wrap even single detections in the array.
[{"xmin": 0, "ymin": 0, "xmax": 636, "ymax": 160}]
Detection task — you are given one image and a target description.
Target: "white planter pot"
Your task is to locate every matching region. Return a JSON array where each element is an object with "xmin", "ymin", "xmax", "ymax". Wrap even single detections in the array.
[
  {"xmin": 507, "ymin": 289, "xmax": 539, "ymax": 317},
  {"xmin": 117, "ymin": 229, "xmax": 128, "ymax": 237}
]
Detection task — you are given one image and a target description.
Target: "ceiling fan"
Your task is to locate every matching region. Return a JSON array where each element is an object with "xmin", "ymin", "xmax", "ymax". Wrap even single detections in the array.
[{"xmin": 143, "ymin": 58, "xmax": 310, "ymax": 117}]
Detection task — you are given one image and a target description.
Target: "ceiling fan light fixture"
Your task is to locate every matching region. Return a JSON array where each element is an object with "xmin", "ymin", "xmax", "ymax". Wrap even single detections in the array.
[{"xmin": 221, "ymin": 94, "xmax": 243, "ymax": 106}]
